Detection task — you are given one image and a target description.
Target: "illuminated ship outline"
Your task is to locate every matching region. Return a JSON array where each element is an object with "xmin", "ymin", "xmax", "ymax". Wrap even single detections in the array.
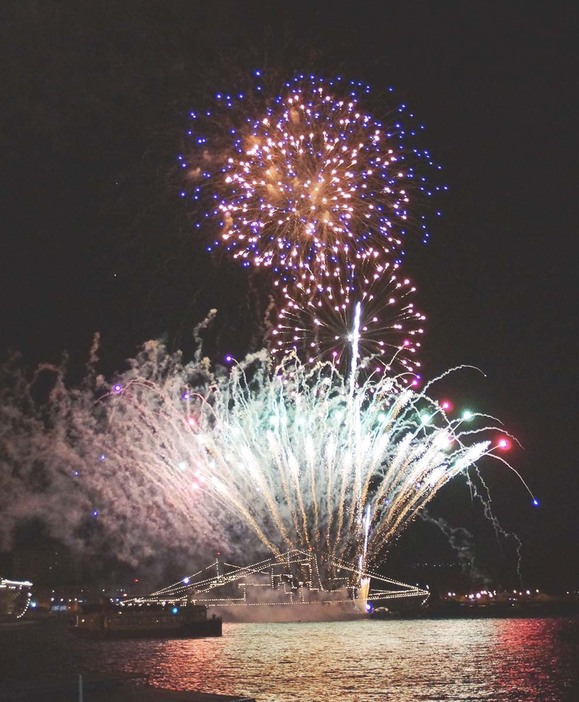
[
  {"xmin": 0, "ymin": 577, "xmax": 33, "ymax": 620},
  {"xmin": 127, "ymin": 550, "xmax": 429, "ymax": 619}
]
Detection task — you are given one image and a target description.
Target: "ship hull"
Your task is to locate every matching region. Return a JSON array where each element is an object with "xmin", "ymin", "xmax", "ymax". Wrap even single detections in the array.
[{"xmin": 73, "ymin": 604, "xmax": 222, "ymax": 639}]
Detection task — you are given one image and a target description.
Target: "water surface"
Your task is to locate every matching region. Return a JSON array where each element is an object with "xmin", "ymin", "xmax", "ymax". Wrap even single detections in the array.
[{"xmin": 1, "ymin": 617, "xmax": 577, "ymax": 701}]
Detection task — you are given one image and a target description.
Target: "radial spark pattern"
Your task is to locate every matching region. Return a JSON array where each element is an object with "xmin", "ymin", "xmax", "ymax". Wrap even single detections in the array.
[
  {"xmin": 271, "ymin": 259, "xmax": 425, "ymax": 377},
  {"xmin": 181, "ymin": 73, "xmax": 444, "ymax": 282}
]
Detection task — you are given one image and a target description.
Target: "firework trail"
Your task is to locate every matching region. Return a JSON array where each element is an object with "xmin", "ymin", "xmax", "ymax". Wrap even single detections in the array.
[{"xmin": 0, "ymin": 340, "xmax": 532, "ymax": 573}]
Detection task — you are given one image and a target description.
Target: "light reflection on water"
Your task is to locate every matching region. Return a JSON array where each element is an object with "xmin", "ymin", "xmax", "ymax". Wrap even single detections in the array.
[
  {"xmin": 89, "ymin": 618, "xmax": 577, "ymax": 701},
  {"xmin": 0, "ymin": 618, "xmax": 577, "ymax": 701}
]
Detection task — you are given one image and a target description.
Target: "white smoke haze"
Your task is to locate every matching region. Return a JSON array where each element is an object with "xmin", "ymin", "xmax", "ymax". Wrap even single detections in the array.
[{"xmin": 0, "ymin": 336, "xmax": 529, "ymax": 576}]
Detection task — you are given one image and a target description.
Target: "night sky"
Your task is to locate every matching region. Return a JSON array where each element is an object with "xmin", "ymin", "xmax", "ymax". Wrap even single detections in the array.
[{"xmin": 1, "ymin": 2, "xmax": 577, "ymax": 590}]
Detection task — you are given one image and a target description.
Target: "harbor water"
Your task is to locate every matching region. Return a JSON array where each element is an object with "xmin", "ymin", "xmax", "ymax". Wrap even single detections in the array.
[{"xmin": 0, "ymin": 617, "xmax": 577, "ymax": 701}]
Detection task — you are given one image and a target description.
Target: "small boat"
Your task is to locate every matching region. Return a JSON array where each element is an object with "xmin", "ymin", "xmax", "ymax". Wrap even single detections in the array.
[{"xmin": 72, "ymin": 601, "xmax": 222, "ymax": 639}]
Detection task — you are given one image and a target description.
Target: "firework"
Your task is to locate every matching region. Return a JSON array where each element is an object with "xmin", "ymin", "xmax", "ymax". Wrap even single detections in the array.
[
  {"xmin": 177, "ymin": 353, "xmax": 529, "ymax": 569},
  {"xmin": 270, "ymin": 256, "xmax": 425, "ymax": 377},
  {"xmin": 0, "ymin": 72, "xmax": 529, "ymax": 587},
  {"xmin": 181, "ymin": 73, "xmax": 444, "ymax": 282},
  {"xmin": 0, "ymin": 341, "xmax": 531, "ymax": 573}
]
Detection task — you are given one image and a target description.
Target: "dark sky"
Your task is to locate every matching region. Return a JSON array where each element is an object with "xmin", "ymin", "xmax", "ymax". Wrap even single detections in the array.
[{"xmin": 1, "ymin": 1, "xmax": 577, "ymax": 590}]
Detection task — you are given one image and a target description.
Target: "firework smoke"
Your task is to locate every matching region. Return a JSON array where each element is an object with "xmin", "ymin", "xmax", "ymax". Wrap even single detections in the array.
[{"xmin": 0, "ymin": 339, "xmax": 529, "ymax": 572}]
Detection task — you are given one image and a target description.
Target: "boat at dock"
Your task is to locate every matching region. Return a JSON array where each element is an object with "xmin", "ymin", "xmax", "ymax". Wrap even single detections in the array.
[{"xmin": 72, "ymin": 601, "xmax": 222, "ymax": 639}]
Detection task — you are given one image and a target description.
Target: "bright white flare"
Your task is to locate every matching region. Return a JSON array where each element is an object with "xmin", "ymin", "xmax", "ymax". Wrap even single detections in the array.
[
  {"xmin": 65, "ymin": 344, "xmax": 525, "ymax": 567},
  {"xmin": 0, "ymin": 340, "xmax": 528, "ymax": 570},
  {"xmin": 271, "ymin": 258, "xmax": 424, "ymax": 376}
]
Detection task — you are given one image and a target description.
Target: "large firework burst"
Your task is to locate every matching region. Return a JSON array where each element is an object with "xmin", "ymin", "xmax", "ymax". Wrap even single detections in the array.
[
  {"xmin": 181, "ymin": 72, "xmax": 443, "ymax": 372},
  {"xmin": 0, "ymin": 341, "xmax": 530, "ymax": 571},
  {"xmin": 181, "ymin": 73, "xmax": 443, "ymax": 282}
]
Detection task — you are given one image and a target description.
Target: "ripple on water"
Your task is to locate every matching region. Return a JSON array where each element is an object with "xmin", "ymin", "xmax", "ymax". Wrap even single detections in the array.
[{"xmin": 0, "ymin": 617, "xmax": 577, "ymax": 701}]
